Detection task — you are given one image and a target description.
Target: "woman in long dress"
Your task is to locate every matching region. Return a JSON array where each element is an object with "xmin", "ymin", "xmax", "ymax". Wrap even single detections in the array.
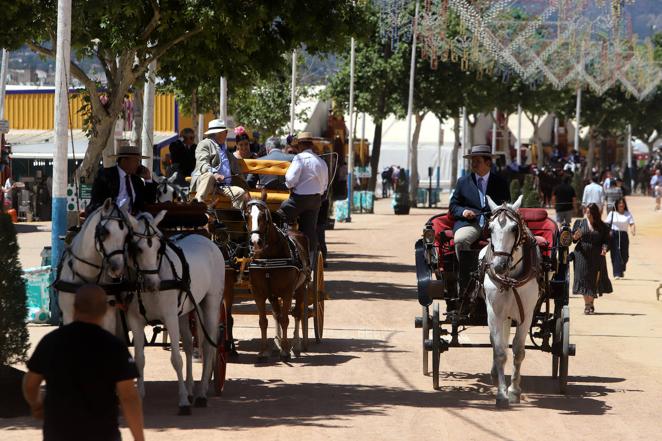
[
  {"xmin": 572, "ymin": 203, "xmax": 613, "ymax": 314},
  {"xmin": 606, "ymin": 197, "xmax": 636, "ymax": 279}
]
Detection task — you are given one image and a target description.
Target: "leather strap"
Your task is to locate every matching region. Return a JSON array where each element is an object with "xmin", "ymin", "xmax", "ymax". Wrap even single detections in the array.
[{"xmin": 511, "ymin": 287, "xmax": 525, "ymax": 324}]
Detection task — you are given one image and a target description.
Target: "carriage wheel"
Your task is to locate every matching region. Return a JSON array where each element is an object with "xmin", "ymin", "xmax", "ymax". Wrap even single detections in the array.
[
  {"xmin": 313, "ymin": 251, "xmax": 325, "ymax": 342},
  {"xmin": 432, "ymin": 303, "xmax": 441, "ymax": 390},
  {"xmin": 422, "ymin": 305, "xmax": 430, "ymax": 376},
  {"xmin": 302, "ymin": 279, "xmax": 310, "ymax": 352},
  {"xmin": 552, "ymin": 308, "xmax": 561, "ymax": 379},
  {"xmin": 558, "ymin": 305, "xmax": 570, "ymax": 394},
  {"xmin": 213, "ymin": 302, "xmax": 229, "ymax": 396}
]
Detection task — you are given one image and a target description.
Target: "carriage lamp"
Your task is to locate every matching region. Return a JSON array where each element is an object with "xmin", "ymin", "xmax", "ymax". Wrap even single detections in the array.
[
  {"xmin": 559, "ymin": 229, "xmax": 572, "ymax": 247},
  {"xmin": 423, "ymin": 227, "xmax": 436, "ymax": 244}
]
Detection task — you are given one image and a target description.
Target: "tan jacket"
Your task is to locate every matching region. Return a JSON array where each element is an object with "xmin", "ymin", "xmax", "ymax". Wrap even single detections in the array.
[{"xmin": 190, "ymin": 138, "xmax": 242, "ymax": 191}]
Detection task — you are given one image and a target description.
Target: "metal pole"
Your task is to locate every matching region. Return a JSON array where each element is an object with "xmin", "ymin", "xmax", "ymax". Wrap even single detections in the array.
[
  {"xmin": 406, "ymin": 0, "xmax": 420, "ymax": 199},
  {"xmin": 491, "ymin": 107, "xmax": 497, "ymax": 154},
  {"xmin": 0, "ymin": 49, "xmax": 9, "ymax": 119},
  {"xmin": 460, "ymin": 106, "xmax": 467, "ymax": 177},
  {"xmin": 516, "ymin": 104, "xmax": 522, "ymax": 165},
  {"xmin": 220, "ymin": 76, "xmax": 227, "ymax": 121},
  {"xmin": 51, "ymin": 0, "xmax": 72, "ymax": 324},
  {"xmin": 627, "ymin": 123, "xmax": 633, "ymax": 191},
  {"xmin": 347, "ymin": 37, "xmax": 355, "ymax": 222},
  {"xmin": 574, "ymin": 87, "xmax": 581, "ymax": 151},
  {"xmin": 437, "ymin": 122, "xmax": 442, "ymax": 191},
  {"xmin": 141, "ymin": 60, "xmax": 156, "ymax": 172},
  {"xmin": 290, "ymin": 49, "xmax": 297, "ymax": 134}
]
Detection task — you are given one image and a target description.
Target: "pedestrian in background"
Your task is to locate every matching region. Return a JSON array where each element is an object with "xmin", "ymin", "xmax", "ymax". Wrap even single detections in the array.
[
  {"xmin": 572, "ymin": 203, "xmax": 612, "ymax": 315},
  {"xmin": 650, "ymin": 169, "xmax": 662, "ymax": 210},
  {"xmin": 582, "ymin": 174, "xmax": 605, "ymax": 214},
  {"xmin": 604, "ymin": 178, "xmax": 624, "ymax": 212},
  {"xmin": 23, "ymin": 284, "xmax": 144, "ymax": 441},
  {"xmin": 552, "ymin": 174, "xmax": 576, "ymax": 225},
  {"xmin": 606, "ymin": 197, "xmax": 635, "ymax": 280}
]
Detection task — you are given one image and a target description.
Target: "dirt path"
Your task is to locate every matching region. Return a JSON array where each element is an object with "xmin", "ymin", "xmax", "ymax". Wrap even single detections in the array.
[{"xmin": 3, "ymin": 195, "xmax": 662, "ymax": 440}]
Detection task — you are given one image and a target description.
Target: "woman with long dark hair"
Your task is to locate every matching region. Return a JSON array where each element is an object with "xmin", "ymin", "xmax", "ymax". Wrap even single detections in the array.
[
  {"xmin": 605, "ymin": 197, "xmax": 636, "ymax": 279},
  {"xmin": 572, "ymin": 202, "xmax": 613, "ymax": 314}
]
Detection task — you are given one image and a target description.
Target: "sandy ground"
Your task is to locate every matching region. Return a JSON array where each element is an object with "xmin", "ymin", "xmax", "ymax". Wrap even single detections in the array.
[{"xmin": 3, "ymin": 195, "xmax": 662, "ymax": 441}]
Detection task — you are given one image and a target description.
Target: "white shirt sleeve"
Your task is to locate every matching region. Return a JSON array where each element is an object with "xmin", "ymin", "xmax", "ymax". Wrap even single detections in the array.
[{"xmin": 285, "ymin": 156, "xmax": 303, "ymax": 189}]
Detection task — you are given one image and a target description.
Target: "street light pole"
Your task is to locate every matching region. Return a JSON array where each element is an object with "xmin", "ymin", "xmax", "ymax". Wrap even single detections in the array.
[
  {"xmin": 347, "ymin": 37, "xmax": 355, "ymax": 222},
  {"xmin": 491, "ymin": 107, "xmax": 497, "ymax": 154},
  {"xmin": 51, "ymin": 0, "xmax": 72, "ymax": 323},
  {"xmin": 516, "ymin": 104, "xmax": 522, "ymax": 165},
  {"xmin": 141, "ymin": 60, "xmax": 156, "ymax": 172},
  {"xmin": 290, "ymin": 49, "xmax": 297, "ymax": 134},
  {"xmin": 627, "ymin": 123, "xmax": 633, "ymax": 191},
  {"xmin": 574, "ymin": 87, "xmax": 581, "ymax": 152},
  {"xmin": 0, "ymin": 49, "xmax": 9, "ymax": 119},
  {"xmin": 219, "ymin": 76, "xmax": 227, "ymax": 121}
]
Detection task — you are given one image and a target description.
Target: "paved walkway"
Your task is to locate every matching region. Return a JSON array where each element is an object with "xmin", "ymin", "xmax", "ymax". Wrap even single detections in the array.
[{"xmin": 3, "ymin": 195, "xmax": 662, "ymax": 440}]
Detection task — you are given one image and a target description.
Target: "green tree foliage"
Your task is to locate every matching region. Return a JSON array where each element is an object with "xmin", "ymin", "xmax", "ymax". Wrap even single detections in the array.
[
  {"xmin": 1, "ymin": 0, "xmax": 368, "ymax": 181},
  {"xmin": 0, "ymin": 213, "xmax": 28, "ymax": 366},
  {"xmin": 510, "ymin": 179, "xmax": 522, "ymax": 201}
]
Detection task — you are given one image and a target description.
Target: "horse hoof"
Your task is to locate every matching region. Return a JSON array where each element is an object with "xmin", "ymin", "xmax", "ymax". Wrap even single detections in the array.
[
  {"xmin": 256, "ymin": 355, "xmax": 269, "ymax": 363},
  {"xmin": 187, "ymin": 395, "xmax": 193, "ymax": 404},
  {"xmin": 293, "ymin": 348, "xmax": 301, "ymax": 357},
  {"xmin": 280, "ymin": 352, "xmax": 291, "ymax": 362},
  {"xmin": 508, "ymin": 392, "xmax": 521, "ymax": 404},
  {"xmin": 178, "ymin": 405, "xmax": 192, "ymax": 416},
  {"xmin": 496, "ymin": 397, "xmax": 510, "ymax": 409},
  {"xmin": 194, "ymin": 397, "xmax": 207, "ymax": 408}
]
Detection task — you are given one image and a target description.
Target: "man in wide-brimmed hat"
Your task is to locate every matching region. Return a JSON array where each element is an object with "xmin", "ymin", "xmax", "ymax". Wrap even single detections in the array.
[
  {"xmin": 87, "ymin": 145, "xmax": 157, "ymax": 215},
  {"xmin": 190, "ymin": 119, "xmax": 248, "ymax": 209},
  {"xmin": 276, "ymin": 132, "xmax": 329, "ymax": 265},
  {"xmin": 449, "ymin": 144, "xmax": 510, "ymax": 256}
]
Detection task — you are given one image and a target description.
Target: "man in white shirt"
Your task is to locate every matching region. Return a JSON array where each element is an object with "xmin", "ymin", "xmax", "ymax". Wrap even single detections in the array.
[
  {"xmin": 277, "ymin": 132, "xmax": 329, "ymax": 264},
  {"xmin": 581, "ymin": 175, "xmax": 605, "ymax": 214}
]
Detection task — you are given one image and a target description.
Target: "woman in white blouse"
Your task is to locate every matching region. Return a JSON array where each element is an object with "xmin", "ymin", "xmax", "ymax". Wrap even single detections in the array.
[{"xmin": 606, "ymin": 198, "xmax": 636, "ymax": 279}]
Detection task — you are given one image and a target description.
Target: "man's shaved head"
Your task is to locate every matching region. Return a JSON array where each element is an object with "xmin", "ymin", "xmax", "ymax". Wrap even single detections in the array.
[{"xmin": 74, "ymin": 284, "xmax": 108, "ymax": 319}]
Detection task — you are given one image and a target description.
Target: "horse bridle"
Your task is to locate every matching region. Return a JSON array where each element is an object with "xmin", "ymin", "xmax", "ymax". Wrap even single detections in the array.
[
  {"xmin": 130, "ymin": 216, "xmax": 168, "ymax": 277},
  {"xmin": 488, "ymin": 205, "xmax": 526, "ymax": 260}
]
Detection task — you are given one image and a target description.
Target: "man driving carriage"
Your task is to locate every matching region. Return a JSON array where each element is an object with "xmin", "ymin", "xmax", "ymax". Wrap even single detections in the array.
[
  {"xmin": 449, "ymin": 144, "xmax": 510, "ymax": 255},
  {"xmin": 87, "ymin": 145, "xmax": 157, "ymax": 215},
  {"xmin": 189, "ymin": 119, "xmax": 248, "ymax": 209},
  {"xmin": 276, "ymin": 132, "xmax": 329, "ymax": 266}
]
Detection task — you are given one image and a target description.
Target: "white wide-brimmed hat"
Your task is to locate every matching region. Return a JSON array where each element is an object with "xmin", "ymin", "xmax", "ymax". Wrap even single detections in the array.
[
  {"xmin": 463, "ymin": 144, "xmax": 497, "ymax": 159},
  {"xmin": 204, "ymin": 119, "xmax": 228, "ymax": 135}
]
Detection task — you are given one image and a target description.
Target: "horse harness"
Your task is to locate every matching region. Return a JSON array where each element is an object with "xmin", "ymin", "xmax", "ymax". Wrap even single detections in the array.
[
  {"xmin": 478, "ymin": 205, "xmax": 542, "ymax": 324},
  {"xmin": 129, "ymin": 221, "xmax": 218, "ymax": 347},
  {"xmin": 246, "ymin": 199, "xmax": 308, "ymax": 275},
  {"xmin": 53, "ymin": 203, "xmax": 134, "ymax": 302}
]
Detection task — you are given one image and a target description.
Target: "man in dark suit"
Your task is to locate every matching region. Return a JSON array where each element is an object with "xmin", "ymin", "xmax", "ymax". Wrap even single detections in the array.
[
  {"xmin": 168, "ymin": 128, "xmax": 197, "ymax": 185},
  {"xmin": 450, "ymin": 144, "xmax": 510, "ymax": 255},
  {"xmin": 87, "ymin": 145, "xmax": 157, "ymax": 215},
  {"xmin": 246, "ymin": 137, "xmax": 294, "ymax": 190}
]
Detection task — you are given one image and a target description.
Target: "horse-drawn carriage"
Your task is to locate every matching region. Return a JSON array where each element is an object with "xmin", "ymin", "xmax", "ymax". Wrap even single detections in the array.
[{"xmin": 414, "ymin": 197, "xmax": 576, "ymax": 404}]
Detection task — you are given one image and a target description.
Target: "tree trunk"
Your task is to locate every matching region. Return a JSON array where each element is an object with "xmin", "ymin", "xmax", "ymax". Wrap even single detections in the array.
[
  {"xmin": 408, "ymin": 111, "xmax": 426, "ymax": 206},
  {"xmin": 78, "ymin": 116, "xmax": 116, "ymax": 183},
  {"xmin": 131, "ymin": 84, "xmax": 144, "ymax": 150},
  {"xmin": 599, "ymin": 136, "xmax": 608, "ymax": 170},
  {"xmin": 451, "ymin": 115, "xmax": 460, "ymax": 188},
  {"xmin": 368, "ymin": 120, "xmax": 383, "ymax": 192},
  {"xmin": 534, "ymin": 122, "xmax": 543, "ymax": 169}
]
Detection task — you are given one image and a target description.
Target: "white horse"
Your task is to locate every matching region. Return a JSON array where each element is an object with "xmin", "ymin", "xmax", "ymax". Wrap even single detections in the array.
[
  {"xmin": 57, "ymin": 198, "xmax": 130, "ymax": 333},
  {"xmin": 125, "ymin": 210, "xmax": 224, "ymax": 414},
  {"xmin": 481, "ymin": 195, "xmax": 541, "ymax": 408},
  {"xmin": 154, "ymin": 172, "xmax": 187, "ymax": 203}
]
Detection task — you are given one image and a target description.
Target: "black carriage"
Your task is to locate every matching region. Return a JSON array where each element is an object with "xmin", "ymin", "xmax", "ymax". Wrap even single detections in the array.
[{"xmin": 414, "ymin": 208, "xmax": 576, "ymax": 393}]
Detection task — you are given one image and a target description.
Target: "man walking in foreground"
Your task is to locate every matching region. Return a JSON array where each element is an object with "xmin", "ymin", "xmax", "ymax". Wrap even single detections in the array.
[{"xmin": 23, "ymin": 285, "xmax": 144, "ymax": 441}]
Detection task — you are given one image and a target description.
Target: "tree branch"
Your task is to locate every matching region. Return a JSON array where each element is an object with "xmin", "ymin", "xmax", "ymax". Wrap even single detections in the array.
[
  {"xmin": 27, "ymin": 41, "xmax": 96, "ymax": 92},
  {"xmin": 141, "ymin": 0, "xmax": 161, "ymax": 41},
  {"xmin": 136, "ymin": 27, "xmax": 204, "ymax": 77}
]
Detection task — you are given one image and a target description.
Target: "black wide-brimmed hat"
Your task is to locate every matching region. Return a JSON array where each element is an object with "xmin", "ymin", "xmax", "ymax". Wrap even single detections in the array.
[
  {"xmin": 110, "ymin": 145, "xmax": 149, "ymax": 159},
  {"xmin": 463, "ymin": 144, "xmax": 497, "ymax": 159}
]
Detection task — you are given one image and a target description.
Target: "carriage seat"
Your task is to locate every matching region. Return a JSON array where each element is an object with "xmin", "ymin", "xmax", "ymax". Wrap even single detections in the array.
[
  {"xmin": 430, "ymin": 213, "xmax": 488, "ymax": 253},
  {"xmin": 519, "ymin": 208, "xmax": 556, "ymax": 257}
]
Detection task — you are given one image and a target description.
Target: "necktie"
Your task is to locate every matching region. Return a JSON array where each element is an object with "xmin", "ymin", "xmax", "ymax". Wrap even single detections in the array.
[
  {"xmin": 125, "ymin": 174, "xmax": 134, "ymax": 212},
  {"xmin": 477, "ymin": 177, "xmax": 485, "ymax": 227}
]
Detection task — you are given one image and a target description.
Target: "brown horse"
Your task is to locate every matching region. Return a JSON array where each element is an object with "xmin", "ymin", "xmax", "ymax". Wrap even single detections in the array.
[{"xmin": 246, "ymin": 192, "xmax": 310, "ymax": 361}]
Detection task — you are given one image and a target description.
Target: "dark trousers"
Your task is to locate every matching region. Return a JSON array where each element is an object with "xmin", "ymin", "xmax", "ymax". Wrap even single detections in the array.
[
  {"xmin": 610, "ymin": 230, "xmax": 629, "ymax": 277},
  {"xmin": 316, "ymin": 197, "xmax": 330, "ymax": 261},
  {"xmin": 280, "ymin": 193, "xmax": 321, "ymax": 266}
]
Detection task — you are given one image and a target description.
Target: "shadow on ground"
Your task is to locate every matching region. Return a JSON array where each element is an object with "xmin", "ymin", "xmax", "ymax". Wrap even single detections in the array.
[
  {"xmin": 13, "ymin": 224, "xmax": 43, "ymax": 234},
  {"xmin": 133, "ymin": 372, "xmax": 623, "ymax": 429},
  {"xmin": 325, "ymin": 280, "xmax": 416, "ymax": 300}
]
